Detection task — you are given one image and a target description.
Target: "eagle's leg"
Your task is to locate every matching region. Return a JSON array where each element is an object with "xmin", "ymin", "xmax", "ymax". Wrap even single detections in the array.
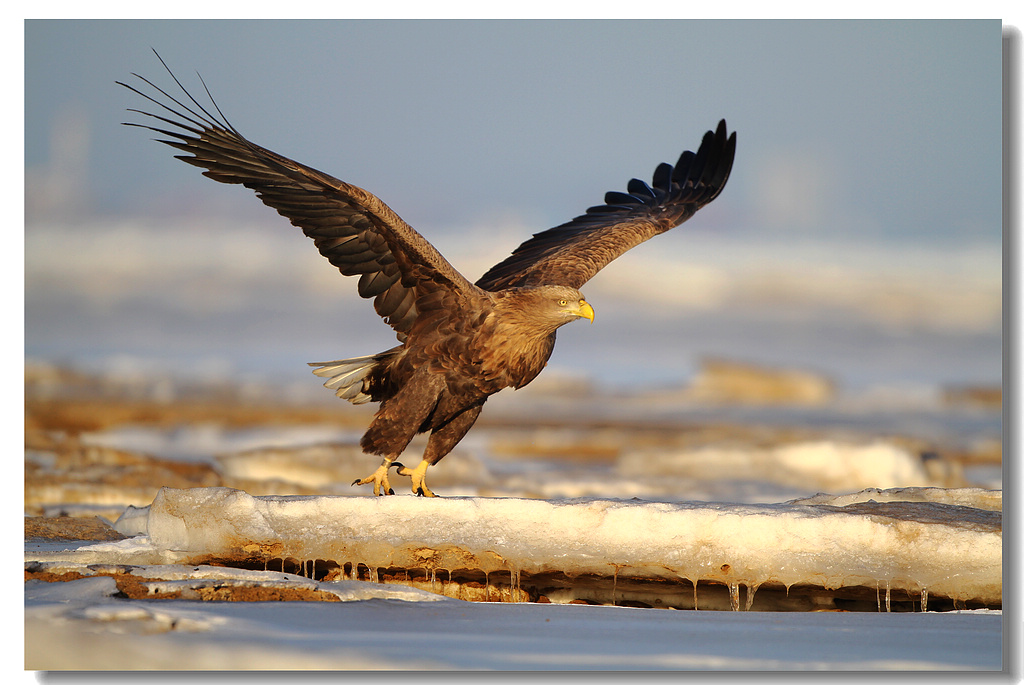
[
  {"xmin": 352, "ymin": 458, "xmax": 404, "ymax": 496},
  {"xmin": 396, "ymin": 460, "xmax": 435, "ymax": 498},
  {"xmin": 400, "ymin": 403, "xmax": 485, "ymax": 497},
  {"xmin": 354, "ymin": 369, "xmax": 447, "ymax": 496}
]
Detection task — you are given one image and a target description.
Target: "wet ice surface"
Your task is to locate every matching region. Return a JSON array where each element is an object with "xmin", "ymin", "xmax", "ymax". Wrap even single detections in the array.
[{"xmin": 25, "ymin": 572, "xmax": 1002, "ymax": 670}]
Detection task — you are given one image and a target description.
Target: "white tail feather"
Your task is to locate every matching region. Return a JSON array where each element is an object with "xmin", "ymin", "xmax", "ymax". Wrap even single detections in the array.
[
  {"xmin": 308, "ymin": 347, "xmax": 400, "ymax": 405},
  {"xmin": 309, "ymin": 355, "xmax": 377, "ymax": 404}
]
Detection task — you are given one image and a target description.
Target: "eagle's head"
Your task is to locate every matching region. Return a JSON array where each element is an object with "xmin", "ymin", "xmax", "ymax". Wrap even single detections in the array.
[
  {"xmin": 546, "ymin": 285, "xmax": 595, "ymax": 325},
  {"xmin": 498, "ymin": 285, "xmax": 595, "ymax": 334}
]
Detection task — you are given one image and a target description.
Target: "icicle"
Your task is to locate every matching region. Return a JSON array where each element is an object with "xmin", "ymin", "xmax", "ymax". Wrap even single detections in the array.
[
  {"xmin": 370, "ymin": 567, "xmax": 379, "ymax": 584},
  {"xmin": 744, "ymin": 583, "xmax": 760, "ymax": 611},
  {"xmin": 885, "ymin": 581, "xmax": 891, "ymax": 612},
  {"xmin": 921, "ymin": 587, "xmax": 928, "ymax": 612},
  {"xmin": 876, "ymin": 582, "xmax": 881, "ymax": 612},
  {"xmin": 430, "ymin": 568, "xmax": 437, "ymax": 593},
  {"xmin": 728, "ymin": 583, "xmax": 740, "ymax": 611},
  {"xmin": 484, "ymin": 571, "xmax": 491, "ymax": 602},
  {"xmin": 611, "ymin": 566, "xmax": 618, "ymax": 607},
  {"xmin": 692, "ymin": 579, "xmax": 699, "ymax": 611}
]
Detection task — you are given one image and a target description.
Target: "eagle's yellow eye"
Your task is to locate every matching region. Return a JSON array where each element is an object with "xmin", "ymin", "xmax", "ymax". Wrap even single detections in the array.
[{"xmin": 558, "ymin": 299, "xmax": 568, "ymax": 306}]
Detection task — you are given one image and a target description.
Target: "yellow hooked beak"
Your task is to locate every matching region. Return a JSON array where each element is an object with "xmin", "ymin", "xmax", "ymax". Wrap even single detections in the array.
[{"xmin": 575, "ymin": 299, "xmax": 595, "ymax": 323}]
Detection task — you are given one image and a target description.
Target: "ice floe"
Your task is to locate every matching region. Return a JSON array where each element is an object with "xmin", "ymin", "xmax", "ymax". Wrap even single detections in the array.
[{"xmin": 25, "ymin": 484, "xmax": 1001, "ymax": 613}]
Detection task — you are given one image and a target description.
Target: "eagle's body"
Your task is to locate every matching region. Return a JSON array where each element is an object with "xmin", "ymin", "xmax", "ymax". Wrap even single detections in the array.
[
  {"xmin": 121, "ymin": 53, "xmax": 736, "ymax": 496},
  {"xmin": 327, "ymin": 284, "xmax": 587, "ymax": 493}
]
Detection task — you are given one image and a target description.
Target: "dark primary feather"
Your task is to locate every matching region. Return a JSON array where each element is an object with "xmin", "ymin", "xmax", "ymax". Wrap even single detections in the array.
[
  {"xmin": 117, "ymin": 52, "xmax": 480, "ymax": 340},
  {"xmin": 475, "ymin": 120, "xmax": 736, "ymax": 291}
]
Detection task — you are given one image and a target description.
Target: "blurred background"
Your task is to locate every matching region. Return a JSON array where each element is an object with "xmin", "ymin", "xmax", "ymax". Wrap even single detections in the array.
[
  {"xmin": 23, "ymin": 20, "xmax": 1004, "ymax": 509},
  {"xmin": 25, "ymin": 20, "xmax": 1002, "ymax": 390}
]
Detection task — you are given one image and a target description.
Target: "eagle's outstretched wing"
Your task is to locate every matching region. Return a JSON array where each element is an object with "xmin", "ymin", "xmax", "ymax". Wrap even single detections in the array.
[
  {"xmin": 119, "ymin": 52, "xmax": 480, "ymax": 340},
  {"xmin": 476, "ymin": 120, "xmax": 736, "ymax": 291}
]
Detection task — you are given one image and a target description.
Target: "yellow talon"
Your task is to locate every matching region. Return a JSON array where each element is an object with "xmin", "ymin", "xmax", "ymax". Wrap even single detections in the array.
[
  {"xmin": 396, "ymin": 460, "xmax": 437, "ymax": 497},
  {"xmin": 352, "ymin": 459, "xmax": 403, "ymax": 496}
]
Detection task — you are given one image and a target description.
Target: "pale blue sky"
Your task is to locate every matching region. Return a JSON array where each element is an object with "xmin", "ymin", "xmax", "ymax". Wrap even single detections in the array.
[{"xmin": 26, "ymin": 19, "xmax": 1002, "ymax": 243}]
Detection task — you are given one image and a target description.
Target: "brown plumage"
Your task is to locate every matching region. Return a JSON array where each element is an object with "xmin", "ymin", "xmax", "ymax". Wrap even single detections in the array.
[{"xmin": 119, "ymin": 52, "xmax": 737, "ymax": 496}]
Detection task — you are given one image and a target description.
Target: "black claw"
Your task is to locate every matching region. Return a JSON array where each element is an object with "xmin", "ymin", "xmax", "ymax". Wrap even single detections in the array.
[
  {"xmin": 387, "ymin": 488, "xmax": 394, "ymax": 495},
  {"xmin": 351, "ymin": 479, "xmax": 360, "ymax": 487}
]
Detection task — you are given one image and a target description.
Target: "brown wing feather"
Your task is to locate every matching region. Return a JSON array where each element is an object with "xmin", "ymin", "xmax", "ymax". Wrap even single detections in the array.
[
  {"xmin": 475, "ymin": 120, "xmax": 736, "ymax": 291},
  {"xmin": 119, "ymin": 53, "xmax": 481, "ymax": 339}
]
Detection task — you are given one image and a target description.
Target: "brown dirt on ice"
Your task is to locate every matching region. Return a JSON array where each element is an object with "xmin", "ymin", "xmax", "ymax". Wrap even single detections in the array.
[{"xmin": 24, "ymin": 568, "xmax": 341, "ymax": 602}]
